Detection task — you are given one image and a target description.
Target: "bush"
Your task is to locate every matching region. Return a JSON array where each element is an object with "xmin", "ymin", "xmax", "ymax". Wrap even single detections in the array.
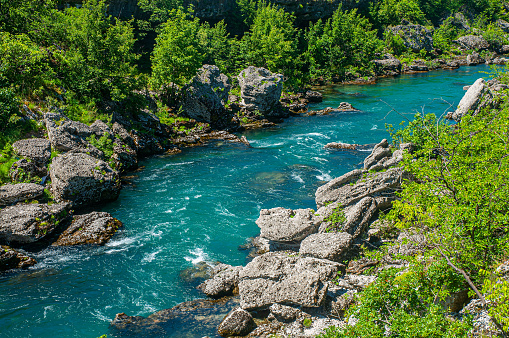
[
  {"xmin": 369, "ymin": 0, "xmax": 428, "ymax": 30},
  {"xmin": 0, "ymin": 87, "xmax": 20, "ymax": 129},
  {"xmin": 433, "ymin": 17, "xmax": 459, "ymax": 51}
]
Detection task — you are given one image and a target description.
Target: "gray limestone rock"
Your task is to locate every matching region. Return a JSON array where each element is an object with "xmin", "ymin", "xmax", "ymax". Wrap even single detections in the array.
[
  {"xmin": 12, "ymin": 138, "xmax": 51, "ymax": 165},
  {"xmin": 497, "ymin": 19, "xmax": 509, "ymax": 33},
  {"xmin": 198, "ymin": 264, "xmax": 242, "ymax": 299},
  {"xmin": 50, "ymin": 152, "xmax": 121, "ymax": 208},
  {"xmin": 363, "ymin": 139, "xmax": 391, "ymax": 170},
  {"xmin": 10, "ymin": 159, "xmax": 47, "ymax": 182},
  {"xmin": 455, "ymin": 35, "xmax": 490, "ymax": 51},
  {"xmin": 217, "ymin": 307, "xmax": 256, "ymax": 337},
  {"xmin": 256, "ymin": 207, "xmax": 321, "ymax": 242},
  {"xmin": 0, "ymin": 246, "xmax": 37, "ymax": 272},
  {"xmin": 238, "ymin": 252, "xmax": 344, "ymax": 310},
  {"xmin": 53, "ymin": 211, "xmax": 122, "ymax": 246},
  {"xmin": 299, "ymin": 232, "xmax": 353, "ymax": 262},
  {"xmin": 269, "ymin": 303, "xmax": 302, "ymax": 322},
  {"xmin": 335, "ymin": 274, "xmax": 377, "ymax": 291},
  {"xmin": 387, "ymin": 25, "xmax": 433, "ymax": 52},
  {"xmin": 0, "ymin": 203, "xmax": 71, "ymax": 245},
  {"xmin": 467, "ymin": 52, "xmax": 485, "ymax": 65},
  {"xmin": 238, "ymin": 66, "xmax": 284, "ymax": 117},
  {"xmin": 452, "ymin": 78, "xmax": 488, "ymax": 121},
  {"xmin": 182, "ymin": 65, "xmax": 232, "ymax": 126},
  {"xmin": 373, "ymin": 55, "xmax": 402, "ymax": 76},
  {"xmin": 0, "ymin": 183, "xmax": 45, "ymax": 207}
]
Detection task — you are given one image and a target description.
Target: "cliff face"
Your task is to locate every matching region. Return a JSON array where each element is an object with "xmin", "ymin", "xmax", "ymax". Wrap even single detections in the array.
[{"xmin": 62, "ymin": 0, "xmax": 373, "ymax": 25}]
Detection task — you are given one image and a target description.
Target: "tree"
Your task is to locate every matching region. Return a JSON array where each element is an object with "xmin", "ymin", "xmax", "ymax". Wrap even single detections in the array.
[
  {"xmin": 151, "ymin": 8, "xmax": 205, "ymax": 88},
  {"xmin": 369, "ymin": 0, "xmax": 427, "ymax": 30}
]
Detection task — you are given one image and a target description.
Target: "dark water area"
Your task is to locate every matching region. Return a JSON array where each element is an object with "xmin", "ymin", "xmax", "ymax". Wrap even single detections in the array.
[{"xmin": 0, "ymin": 65, "xmax": 496, "ymax": 337}]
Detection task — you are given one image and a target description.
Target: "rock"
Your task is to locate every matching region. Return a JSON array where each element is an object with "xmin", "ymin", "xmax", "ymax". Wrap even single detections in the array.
[
  {"xmin": 461, "ymin": 299, "xmax": 501, "ymax": 337},
  {"xmin": 53, "ymin": 211, "xmax": 122, "ymax": 246},
  {"xmin": 0, "ymin": 183, "xmax": 45, "ymax": 207},
  {"xmin": 269, "ymin": 303, "xmax": 302, "ymax": 322},
  {"xmin": 324, "ymin": 142, "xmax": 358, "ymax": 150},
  {"xmin": 373, "ymin": 55, "xmax": 402, "ymax": 76},
  {"xmin": 388, "ymin": 232, "xmax": 427, "ymax": 256},
  {"xmin": 451, "ymin": 78, "xmax": 488, "ymax": 121},
  {"xmin": 335, "ymin": 274, "xmax": 376, "ymax": 291},
  {"xmin": 328, "ymin": 288, "xmax": 356, "ymax": 318},
  {"xmin": 407, "ymin": 60, "xmax": 429, "ymax": 72},
  {"xmin": 238, "ymin": 66, "xmax": 284, "ymax": 118},
  {"xmin": 182, "ymin": 65, "xmax": 232, "ymax": 127},
  {"xmin": 304, "ymin": 90, "xmax": 323, "ymax": 102},
  {"xmin": 180, "ymin": 261, "xmax": 215, "ymax": 284},
  {"xmin": 387, "ymin": 25, "xmax": 433, "ymax": 52},
  {"xmin": 315, "ymin": 167, "xmax": 406, "ymax": 209},
  {"xmin": 497, "ymin": 19, "xmax": 509, "ymax": 33},
  {"xmin": 0, "ymin": 203, "xmax": 71, "ymax": 245},
  {"xmin": 111, "ymin": 139, "xmax": 138, "ymax": 172},
  {"xmin": 0, "ymin": 246, "xmax": 37, "ymax": 272},
  {"xmin": 337, "ymin": 102, "xmax": 359, "ymax": 111},
  {"xmin": 363, "ymin": 139, "xmax": 391, "ymax": 170},
  {"xmin": 130, "ymin": 129, "xmax": 165, "ymax": 157},
  {"xmin": 198, "ymin": 264, "xmax": 242, "ymax": 299},
  {"xmin": 44, "ymin": 113, "xmax": 103, "ymax": 158},
  {"xmin": 346, "ymin": 258, "xmax": 380, "ymax": 275},
  {"xmin": 50, "ymin": 152, "xmax": 121, "ymax": 208},
  {"xmin": 12, "ymin": 138, "xmax": 51, "ymax": 166},
  {"xmin": 443, "ymin": 60, "xmax": 460, "ymax": 69},
  {"xmin": 238, "ymin": 252, "xmax": 344, "ymax": 310},
  {"xmin": 499, "ymin": 45, "xmax": 509, "ymax": 54},
  {"xmin": 217, "ymin": 307, "xmax": 256, "ymax": 337},
  {"xmin": 455, "ymin": 35, "xmax": 490, "ymax": 51},
  {"xmin": 10, "ymin": 159, "xmax": 47, "ymax": 182},
  {"xmin": 256, "ymin": 208, "xmax": 321, "ymax": 242},
  {"xmin": 90, "ymin": 120, "xmax": 112, "ymax": 137},
  {"xmin": 490, "ymin": 57, "xmax": 509, "ymax": 65},
  {"xmin": 449, "ymin": 13, "xmax": 471, "ymax": 32},
  {"xmin": 299, "ymin": 232, "xmax": 353, "ymax": 262},
  {"xmin": 467, "ymin": 52, "xmax": 485, "ymax": 65}
]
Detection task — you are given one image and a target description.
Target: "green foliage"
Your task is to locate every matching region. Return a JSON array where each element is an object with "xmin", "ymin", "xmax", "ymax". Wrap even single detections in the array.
[
  {"xmin": 369, "ymin": 0, "xmax": 427, "ymax": 30},
  {"xmin": 0, "ymin": 0, "xmax": 55, "ymax": 35},
  {"xmin": 0, "ymin": 87, "xmax": 20, "ymax": 128},
  {"xmin": 198, "ymin": 20, "xmax": 232, "ymax": 75},
  {"xmin": 481, "ymin": 22, "xmax": 509, "ymax": 52},
  {"xmin": 236, "ymin": 0, "xmax": 258, "ymax": 27},
  {"xmin": 302, "ymin": 318, "xmax": 312, "ymax": 328},
  {"xmin": 318, "ymin": 265, "xmax": 472, "ymax": 338},
  {"xmin": 87, "ymin": 133, "xmax": 114, "ymax": 159},
  {"xmin": 383, "ymin": 30, "xmax": 407, "ymax": 56},
  {"xmin": 137, "ymin": 0, "xmax": 183, "ymax": 25},
  {"xmin": 386, "ymin": 102, "xmax": 509, "ymax": 287},
  {"xmin": 0, "ymin": 143, "xmax": 16, "ymax": 184},
  {"xmin": 433, "ymin": 17, "xmax": 459, "ymax": 51},
  {"xmin": 325, "ymin": 204, "xmax": 347, "ymax": 232},
  {"xmin": 151, "ymin": 8, "xmax": 205, "ymax": 88},
  {"xmin": 481, "ymin": 269, "xmax": 509, "ymax": 331},
  {"xmin": 306, "ymin": 6, "xmax": 383, "ymax": 81}
]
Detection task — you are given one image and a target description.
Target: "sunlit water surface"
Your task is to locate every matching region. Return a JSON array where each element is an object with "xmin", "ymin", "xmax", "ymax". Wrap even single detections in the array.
[{"xmin": 0, "ymin": 65, "xmax": 495, "ymax": 337}]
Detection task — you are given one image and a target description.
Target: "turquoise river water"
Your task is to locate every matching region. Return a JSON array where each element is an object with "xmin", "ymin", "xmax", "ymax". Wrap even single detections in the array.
[{"xmin": 0, "ymin": 65, "xmax": 496, "ymax": 337}]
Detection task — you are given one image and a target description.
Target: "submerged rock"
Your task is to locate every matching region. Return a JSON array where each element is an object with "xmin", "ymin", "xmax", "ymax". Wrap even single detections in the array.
[
  {"xmin": 324, "ymin": 142, "xmax": 358, "ymax": 150},
  {"xmin": 217, "ymin": 307, "xmax": 256, "ymax": 337},
  {"xmin": 0, "ymin": 246, "xmax": 37, "ymax": 272},
  {"xmin": 53, "ymin": 212, "xmax": 122, "ymax": 246},
  {"xmin": 238, "ymin": 66, "xmax": 284, "ymax": 118},
  {"xmin": 238, "ymin": 252, "xmax": 344, "ymax": 310},
  {"xmin": 0, "ymin": 183, "xmax": 45, "ymax": 207},
  {"xmin": 0, "ymin": 203, "xmax": 71, "ymax": 245},
  {"xmin": 50, "ymin": 152, "xmax": 121, "ymax": 208}
]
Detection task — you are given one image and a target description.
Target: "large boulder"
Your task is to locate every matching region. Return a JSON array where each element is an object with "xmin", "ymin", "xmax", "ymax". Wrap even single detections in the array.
[
  {"xmin": 44, "ymin": 113, "xmax": 103, "ymax": 158},
  {"xmin": 451, "ymin": 78, "xmax": 488, "ymax": 121},
  {"xmin": 256, "ymin": 207, "xmax": 321, "ymax": 242},
  {"xmin": 217, "ymin": 307, "xmax": 256, "ymax": 337},
  {"xmin": 455, "ymin": 35, "xmax": 490, "ymax": 51},
  {"xmin": 198, "ymin": 264, "xmax": 242, "ymax": 299},
  {"xmin": 373, "ymin": 55, "xmax": 402, "ymax": 76},
  {"xmin": 50, "ymin": 152, "xmax": 121, "ymax": 208},
  {"xmin": 12, "ymin": 138, "xmax": 51, "ymax": 166},
  {"xmin": 0, "ymin": 183, "xmax": 45, "ymax": 207},
  {"xmin": 467, "ymin": 52, "xmax": 485, "ymax": 66},
  {"xmin": 363, "ymin": 139, "xmax": 406, "ymax": 172},
  {"xmin": 238, "ymin": 66, "xmax": 284, "ymax": 118},
  {"xmin": 53, "ymin": 211, "xmax": 122, "ymax": 246},
  {"xmin": 238, "ymin": 252, "xmax": 344, "ymax": 310},
  {"xmin": 181, "ymin": 65, "xmax": 232, "ymax": 126},
  {"xmin": 299, "ymin": 232, "xmax": 353, "ymax": 262},
  {"xmin": 0, "ymin": 203, "xmax": 71, "ymax": 245},
  {"xmin": 0, "ymin": 246, "xmax": 37, "ymax": 272},
  {"xmin": 9, "ymin": 159, "xmax": 47, "ymax": 182},
  {"xmin": 386, "ymin": 25, "xmax": 433, "ymax": 52}
]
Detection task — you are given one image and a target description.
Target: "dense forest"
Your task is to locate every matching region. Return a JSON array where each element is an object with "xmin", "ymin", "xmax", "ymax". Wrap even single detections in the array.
[{"xmin": 1, "ymin": 1, "xmax": 509, "ymax": 337}]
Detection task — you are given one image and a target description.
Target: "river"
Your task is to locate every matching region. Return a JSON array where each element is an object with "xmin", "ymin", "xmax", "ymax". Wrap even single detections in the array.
[{"xmin": 0, "ymin": 65, "xmax": 496, "ymax": 337}]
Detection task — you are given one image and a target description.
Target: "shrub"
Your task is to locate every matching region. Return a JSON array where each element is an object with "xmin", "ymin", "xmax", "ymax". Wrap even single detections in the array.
[
  {"xmin": 369, "ymin": 0, "xmax": 428, "ymax": 30},
  {"xmin": 433, "ymin": 17, "xmax": 459, "ymax": 51}
]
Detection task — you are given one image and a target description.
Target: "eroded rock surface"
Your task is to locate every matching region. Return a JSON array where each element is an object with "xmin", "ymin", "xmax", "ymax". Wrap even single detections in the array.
[
  {"xmin": 12, "ymin": 138, "xmax": 51, "ymax": 165},
  {"xmin": 456, "ymin": 35, "xmax": 490, "ymax": 51},
  {"xmin": 217, "ymin": 307, "xmax": 256, "ymax": 337},
  {"xmin": 299, "ymin": 232, "xmax": 353, "ymax": 262},
  {"xmin": 256, "ymin": 208, "xmax": 321, "ymax": 242},
  {"xmin": 0, "ymin": 246, "xmax": 37, "ymax": 272},
  {"xmin": 0, "ymin": 183, "xmax": 45, "ymax": 207},
  {"xmin": 451, "ymin": 78, "xmax": 488, "ymax": 121},
  {"xmin": 238, "ymin": 66, "xmax": 284, "ymax": 117},
  {"xmin": 198, "ymin": 264, "xmax": 242, "ymax": 299}
]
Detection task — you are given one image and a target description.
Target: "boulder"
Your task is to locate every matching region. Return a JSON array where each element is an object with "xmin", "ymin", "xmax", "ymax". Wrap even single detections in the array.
[
  {"xmin": 451, "ymin": 78, "xmax": 488, "ymax": 121},
  {"xmin": 497, "ymin": 19, "xmax": 509, "ymax": 33},
  {"xmin": 337, "ymin": 102, "xmax": 360, "ymax": 111},
  {"xmin": 0, "ymin": 246, "xmax": 37, "ymax": 272},
  {"xmin": 299, "ymin": 232, "xmax": 353, "ymax": 261},
  {"xmin": 324, "ymin": 142, "xmax": 358, "ymax": 150},
  {"xmin": 238, "ymin": 66, "xmax": 284, "ymax": 117},
  {"xmin": 467, "ymin": 52, "xmax": 485, "ymax": 65},
  {"xmin": 256, "ymin": 207, "xmax": 321, "ymax": 242},
  {"xmin": 449, "ymin": 13, "xmax": 471, "ymax": 32},
  {"xmin": 363, "ymin": 139, "xmax": 406, "ymax": 172},
  {"xmin": 10, "ymin": 159, "xmax": 47, "ymax": 182},
  {"xmin": 363, "ymin": 139, "xmax": 391, "ymax": 170},
  {"xmin": 12, "ymin": 138, "xmax": 51, "ymax": 166},
  {"xmin": 269, "ymin": 303, "xmax": 302, "ymax": 322},
  {"xmin": 455, "ymin": 35, "xmax": 490, "ymax": 51},
  {"xmin": 238, "ymin": 252, "xmax": 344, "ymax": 310},
  {"xmin": 182, "ymin": 65, "xmax": 232, "ymax": 126},
  {"xmin": 304, "ymin": 90, "xmax": 323, "ymax": 103},
  {"xmin": 0, "ymin": 183, "xmax": 45, "ymax": 207},
  {"xmin": 53, "ymin": 211, "xmax": 122, "ymax": 246},
  {"xmin": 217, "ymin": 307, "xmax": 256, "ymax": 337},
  {"xmin": 373, "ymin": 55, "xmax": 402, "ymax": 76},
  {"xmin": 335, "ymin": 274, "xmax": 376, "ymax": 291},
  {"xmin": 386, "ymin": 25, "xmax": 433, "ymax": 52},
  {"xmin": 499, "ymin": 45, "xmax": 509, "ymax": 54},
  {"xmin": 490, "ymin": 57, "xmax": 509, "ymax": 65},
  {"xmin": 50, "ymin": 152, "xmax": 121, "ymax": 208},
  {"xmin": 90, "ymin": 120, "xmax": 112, "ymax": 137},
  {"xmin": 198, "ymin": 264, "xmax": 242, "ymax": 299},
  {"xmin": 44, "ymin": 113, "xmax": 103, "ymax": 158},
  {"xmin": 407, "ymin": 60, "xmax": 429, "ymax": 72},
  {"xmin": 0, "ymin": 203, "xmax": 71, "ymax": 245},
  {"xmin": 315, "ymin": 167, "xmax": 405, "ymax": 208}
]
